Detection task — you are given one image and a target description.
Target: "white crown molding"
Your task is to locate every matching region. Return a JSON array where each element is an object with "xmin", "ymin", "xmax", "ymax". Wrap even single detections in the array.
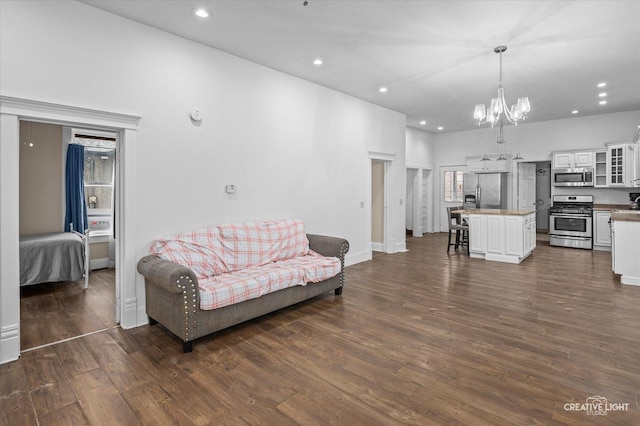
[{"xmin": 0, "ymin": 96, "xmax": 140, "ymax": 129}]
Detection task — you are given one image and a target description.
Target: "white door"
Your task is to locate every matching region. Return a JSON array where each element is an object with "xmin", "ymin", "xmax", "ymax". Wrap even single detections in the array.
[
  {"xmin": 439, "ymin": 165, "xmax": 466, "ymax": 232},
  {"xmin": 517, "ymin": 163, "xmax": 537, "ymax": 211}
]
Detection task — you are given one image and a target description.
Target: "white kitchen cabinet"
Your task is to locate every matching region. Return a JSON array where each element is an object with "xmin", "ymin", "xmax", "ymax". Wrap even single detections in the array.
[
  {"xmin": 606, "ymin": 142, "xmax": 638, "ymax": 187},
  {"xmin": 552, "ymin": 151, "xmax": 594, "ymax": 169},
  {"xmin": 487, "ymin": 216, "xmax": 505, "ymax": 254},
  {"xmin": 594, "ymin": 150, "xmax": 607, "ymax": 187},
  {"xmin": 467, "ymin": 158, "xmax": 510, "ymax": 173},
  {"xmin": 504, "ymin": 216, "xmax": 524, "ymax": 256},
  {"xmin": 468, "ymin": 215, "xmax": 487, "ymax": 253},
  {"xmin": 467, "ymin": 211, "xmax": 535, "ymax": 263},
  {"xmin": 593, "ymin": 210, "xmax": 612, "ymax": 250},
  {"xmin": 612, "ymin": 216, "xmax": 640, "ymax": 285},
  {"xmin": 523, "ymin": 213, "xmax": 537, "ymax": 256}
]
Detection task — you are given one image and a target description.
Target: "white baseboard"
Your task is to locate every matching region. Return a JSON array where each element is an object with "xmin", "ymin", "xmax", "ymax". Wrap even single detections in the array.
[
  {"xmin": 345, "ymin": 249, "xmax": 371, "ymax": 266},
  {"xmin": 394, "ymin": 241, "xmax": 407, "ymax": 253},
  {"xmin": 370, "ymin": 242, "xmax": 385, "ymax": 252},
  {"xmin": 1, "ymin": 323, "xmax": 20, "ymax": 364},
  {"xmin": 120, "ymin": 297, "xmax": 139, "ymax": 329},
  {"xmin": 90, "ymin": 258, "xmax": 110, "ymax": 270}
]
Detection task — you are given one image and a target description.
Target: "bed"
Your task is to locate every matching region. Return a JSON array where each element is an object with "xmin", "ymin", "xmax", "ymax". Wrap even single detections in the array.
[{"xmin": 19, "ymin": 230, "xmax": 90, "ymax": 288}]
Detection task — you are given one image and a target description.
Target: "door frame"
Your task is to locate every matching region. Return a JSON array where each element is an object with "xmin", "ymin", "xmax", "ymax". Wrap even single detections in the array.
[
  {"xmin": 368, "ymin": 151, "xmax": 395, "ymax": 255},
  {"xmin": 0, "ymin": 96, "xmax": 140, "ymax": 364}
]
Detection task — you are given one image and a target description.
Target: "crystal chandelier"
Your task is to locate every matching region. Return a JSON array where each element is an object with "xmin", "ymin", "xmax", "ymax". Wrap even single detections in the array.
[{"xmin": 474, "ymin": 46, "xmax": 530, "ymax": 127}]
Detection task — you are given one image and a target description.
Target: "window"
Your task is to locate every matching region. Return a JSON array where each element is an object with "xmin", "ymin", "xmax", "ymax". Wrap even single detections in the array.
[
  {"xmin": 443, "ymin": 170, "xmax": 464, "ymax": 202},
  {"xmin": 84, "ymin": 148, "xmax": 115, "ymax": 212},
  {"xmin": 71, "ymin": 129, "xmax": 117, "ymax": 237}
]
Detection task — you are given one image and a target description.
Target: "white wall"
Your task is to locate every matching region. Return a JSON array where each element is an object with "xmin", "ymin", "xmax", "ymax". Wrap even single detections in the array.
[
  {"xmin": 0, "ymin": 1, "xmax": 407, "ymax": 361},
  {"xmin": 0, "ymin": 0, "xmax": 406, "ymax": 258},
  {"xmin": 435, "ymin": 111, "xmax": 640, "ymax": 165},
  {"xmin": 406, "ymin": 127, "xmax": 435, "ymax": 169},
  {"xmin": 432, "ymin": 111, "xmax": 640, "ymax": 229}
]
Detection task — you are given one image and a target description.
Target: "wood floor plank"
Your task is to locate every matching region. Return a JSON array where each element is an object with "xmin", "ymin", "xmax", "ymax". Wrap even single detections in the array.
[
  {"xmin": 38, "ymin": 402, "xmax": 88, "ymax": 426},
  {"xmin": 67, "ymin": 369, "xmax": 138, "ymax": 425},
  {"xmin": 0, "ymin": 393, "xmax": 38, "ymax": 426}
]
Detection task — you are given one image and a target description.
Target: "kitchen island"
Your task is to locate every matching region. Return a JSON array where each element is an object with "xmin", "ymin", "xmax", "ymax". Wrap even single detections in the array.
[
  {"xmin": 611, "ymin": 209, "xmax": 640, "ymax": 286},
  {"xmin": 453, "ymin": 209, "xmax": 536, "ymax": 264}
]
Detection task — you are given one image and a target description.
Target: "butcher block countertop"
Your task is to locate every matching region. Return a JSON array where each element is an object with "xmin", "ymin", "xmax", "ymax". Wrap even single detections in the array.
[
  {"xmin": 452, "ymin": 209, "xmax": 536, "ymax": 216},
  {"xmin": 593, "ymin": 204, "xmax": 631, "ymax": 211},
  {"xmin": 611, "ymin": 210, "xmax": 640, "ymax": 222}
]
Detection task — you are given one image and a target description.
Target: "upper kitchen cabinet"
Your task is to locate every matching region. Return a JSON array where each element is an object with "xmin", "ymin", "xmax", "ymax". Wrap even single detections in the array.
[
  {"xmin": 594, "ymin": 150, "xmax": 607, "ymax": 187},
  {"xmin": 606, "ymin": 142, "xmax": 639, "ymax": 187},
  {"xmin": 552, "ymin": 151, "xmax": 594, "ymax": 169},
  {"xmin": 468, "ymin": 157, "xmax": 511, "ymax": 173}
]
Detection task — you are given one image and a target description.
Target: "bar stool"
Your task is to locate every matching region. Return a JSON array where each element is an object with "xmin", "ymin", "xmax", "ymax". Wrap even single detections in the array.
[{"xmin": 447, "ymin": 206, "xmax": 469, "ymax": 254}]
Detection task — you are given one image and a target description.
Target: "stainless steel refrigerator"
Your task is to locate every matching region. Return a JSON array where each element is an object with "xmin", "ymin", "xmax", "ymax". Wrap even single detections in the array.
[{"xmin": 463, "ymin": 172, "xmax": 508, "ymax": 209}]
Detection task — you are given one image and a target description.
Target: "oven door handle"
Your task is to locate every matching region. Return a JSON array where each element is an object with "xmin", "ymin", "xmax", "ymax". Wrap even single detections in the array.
[
  {"xmin": 550, "ymin": 235, "xmax": 592, "ymax": 241},
  {"xmin": 549, "ymin": 213, "xmax": 592, "ymax": 218}
]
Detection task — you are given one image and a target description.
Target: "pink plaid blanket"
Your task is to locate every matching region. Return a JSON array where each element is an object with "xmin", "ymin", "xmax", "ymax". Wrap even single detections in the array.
[{"xmin": 150, "ymin": 219, "xmax": 341, "ymax": 310}]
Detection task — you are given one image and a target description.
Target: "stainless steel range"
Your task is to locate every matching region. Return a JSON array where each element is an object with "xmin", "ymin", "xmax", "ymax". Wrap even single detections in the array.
[{"xmin": 549, "ymin": 195, "xmax": 593, "ymax": 250}]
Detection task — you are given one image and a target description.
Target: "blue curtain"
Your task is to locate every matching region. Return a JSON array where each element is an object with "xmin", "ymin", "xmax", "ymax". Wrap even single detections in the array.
[{"xmin": 64, "ymin": 144, "xmax": 88, "ymax": 232}]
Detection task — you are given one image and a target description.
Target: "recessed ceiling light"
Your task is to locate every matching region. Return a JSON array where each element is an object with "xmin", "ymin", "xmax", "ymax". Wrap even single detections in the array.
[
  {"xmin": 599, "ymin": 100, "xmax": 608, "ymax": 105},
  {"xmin": 193, "ymin": 8, "xmax": 211, "ymax": 18},
  {"xmin": 598, "ymin": 92, "xmax": 607, "ymax": 97},
  {"xmin": 312, "ymin": 58, "xmax": 323, "ymax": 66},
  {"xmin": 437, "ymin": 126, "xmax": 444, "ymax": 131},
  {"xmin": 597, "ymin": 82, "xmax": 607, "ymax": 88},
  {"xmin": 379, "ymin": 87, "xmax": 388, "ymax": 93},
  {"xmin": 419, "ymin": 120, "xmax": 426, "ymax": 125},
  {"xmin": 571, "ymin": 110, "xmax": 579, "ymax": 114}
]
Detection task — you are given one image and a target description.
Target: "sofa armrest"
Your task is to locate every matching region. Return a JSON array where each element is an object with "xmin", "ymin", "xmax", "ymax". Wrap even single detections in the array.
[
  {"xmin": 137, "ymin": 255, "xmax": 198, "ymax": 294},
  {"xmin": 307, "ymin": 234, "xmax": 349, "ymax": 290},
  {"xmin": 307, "ymin": 234, "xmax": 349, "ymax": 264}
]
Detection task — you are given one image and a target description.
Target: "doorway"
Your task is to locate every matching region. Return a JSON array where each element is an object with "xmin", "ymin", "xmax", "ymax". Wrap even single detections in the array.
[
  {"xmin": 406, "ymin": 167, "xmax": 430, "ymax": 238},
  {"xmin": 516, "ymin": 160, "xmax": 551, "ymax": 234},
  {"xmin": 0, "ymin": 96, "xmax": 140, "ymax": 364},
  {"xmin": 535, "ymin": 161, "xmax": 552, "ymax": 233},
  {"xmin": 18, "ymin": 121, "xmax": 118, "ymax": 351},
  {"xmin": 371, "ymin": 159, "xmax": 387, "ymax": 252}
]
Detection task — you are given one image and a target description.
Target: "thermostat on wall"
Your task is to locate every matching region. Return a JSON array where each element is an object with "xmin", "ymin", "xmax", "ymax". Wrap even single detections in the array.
[{"xmin": 225, "ymin": 184, "xmax": 236, "ymax": 194}]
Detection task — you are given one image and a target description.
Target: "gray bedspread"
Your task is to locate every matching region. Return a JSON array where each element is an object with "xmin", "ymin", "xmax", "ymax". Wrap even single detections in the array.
[{"xmin": 20, "ymin": 232, "xmax": 85, "ymax": 286}]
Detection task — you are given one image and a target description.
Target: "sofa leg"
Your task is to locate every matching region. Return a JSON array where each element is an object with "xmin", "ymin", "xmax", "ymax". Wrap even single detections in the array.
[
  {"xmin": 334, "ymin": 287, "xmax": 343, "ymax": 296},
  {"xmin": 183, "ymin": 341, "xmax": 194, "ymax": 353},
  {"xmin": 148, "ymin": 317, "xmax": 158, "ymax": 326}
]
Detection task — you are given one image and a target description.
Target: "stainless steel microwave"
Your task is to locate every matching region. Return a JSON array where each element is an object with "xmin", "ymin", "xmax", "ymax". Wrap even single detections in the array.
[{"xmin": 552, "ymin": 167, "xmax": 594, "ymax": 187}]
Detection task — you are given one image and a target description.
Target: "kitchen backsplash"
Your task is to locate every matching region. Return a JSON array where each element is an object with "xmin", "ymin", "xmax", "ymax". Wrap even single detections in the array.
[{"xmin": 554, "ymin": 186, "xmax": 632, "ymax": 205}]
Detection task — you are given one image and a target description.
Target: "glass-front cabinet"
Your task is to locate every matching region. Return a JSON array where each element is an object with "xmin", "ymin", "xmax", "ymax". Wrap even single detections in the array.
[
  {"xmin": 594, "ymin": 150, "xmax": 607, "ymax": 187},
  {"xmin": 606, "ymin": 142, "xmax": 638, "ymax": 187}
]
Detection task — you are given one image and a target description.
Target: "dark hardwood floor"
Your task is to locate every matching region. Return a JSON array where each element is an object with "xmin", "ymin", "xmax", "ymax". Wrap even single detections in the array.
[
  {"xmin": 2, "ymin": 235, "xmax": 639, "ymax": 425},
  {"xmin": 19, "ymin": 268, "xmax": 117, "ymax": 351}
]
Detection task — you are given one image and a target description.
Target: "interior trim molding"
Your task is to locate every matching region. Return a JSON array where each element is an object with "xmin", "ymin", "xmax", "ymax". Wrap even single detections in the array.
[
  {"xmin": 0, "ymin": 95, "xmax": 141, "ymax": 364},
  {"xmin": 0, "ymin": 324, "xmax": 20, "ymax": 364},
  {"xmin": 0, "ymin": 96, "xmax": 140, "ymax": 129}
]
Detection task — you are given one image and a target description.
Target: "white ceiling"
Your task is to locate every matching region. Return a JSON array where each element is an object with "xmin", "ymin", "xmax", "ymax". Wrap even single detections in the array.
[{"xmin": 80, "ymin": 0, "xmax": 640, "ymax": 133}]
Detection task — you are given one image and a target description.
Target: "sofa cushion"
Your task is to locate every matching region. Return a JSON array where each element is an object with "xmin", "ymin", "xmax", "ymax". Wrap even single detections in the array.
[
  {"xmin": 197, "ymin": 253, "xmax": 340, "ymax": 311},
  {"xmin": 149, "ymin": 227, "xmax": 229, "ymax": 279},
  {"xmin": 198, "ymin": 262, "xmax": 305, "ymax": 310},
  {"xmin": 277, "ymin": 252, "xmax": 341, "ymax": 283},
  {"xmin": 218, "ymin": 219, "xmax": 309, "ymax": 271}
]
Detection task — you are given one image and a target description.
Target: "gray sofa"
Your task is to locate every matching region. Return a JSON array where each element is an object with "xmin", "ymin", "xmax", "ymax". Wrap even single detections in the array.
[{"xmin": 137, "ymin": 234, "xmax": 349, "ymax": 352}]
